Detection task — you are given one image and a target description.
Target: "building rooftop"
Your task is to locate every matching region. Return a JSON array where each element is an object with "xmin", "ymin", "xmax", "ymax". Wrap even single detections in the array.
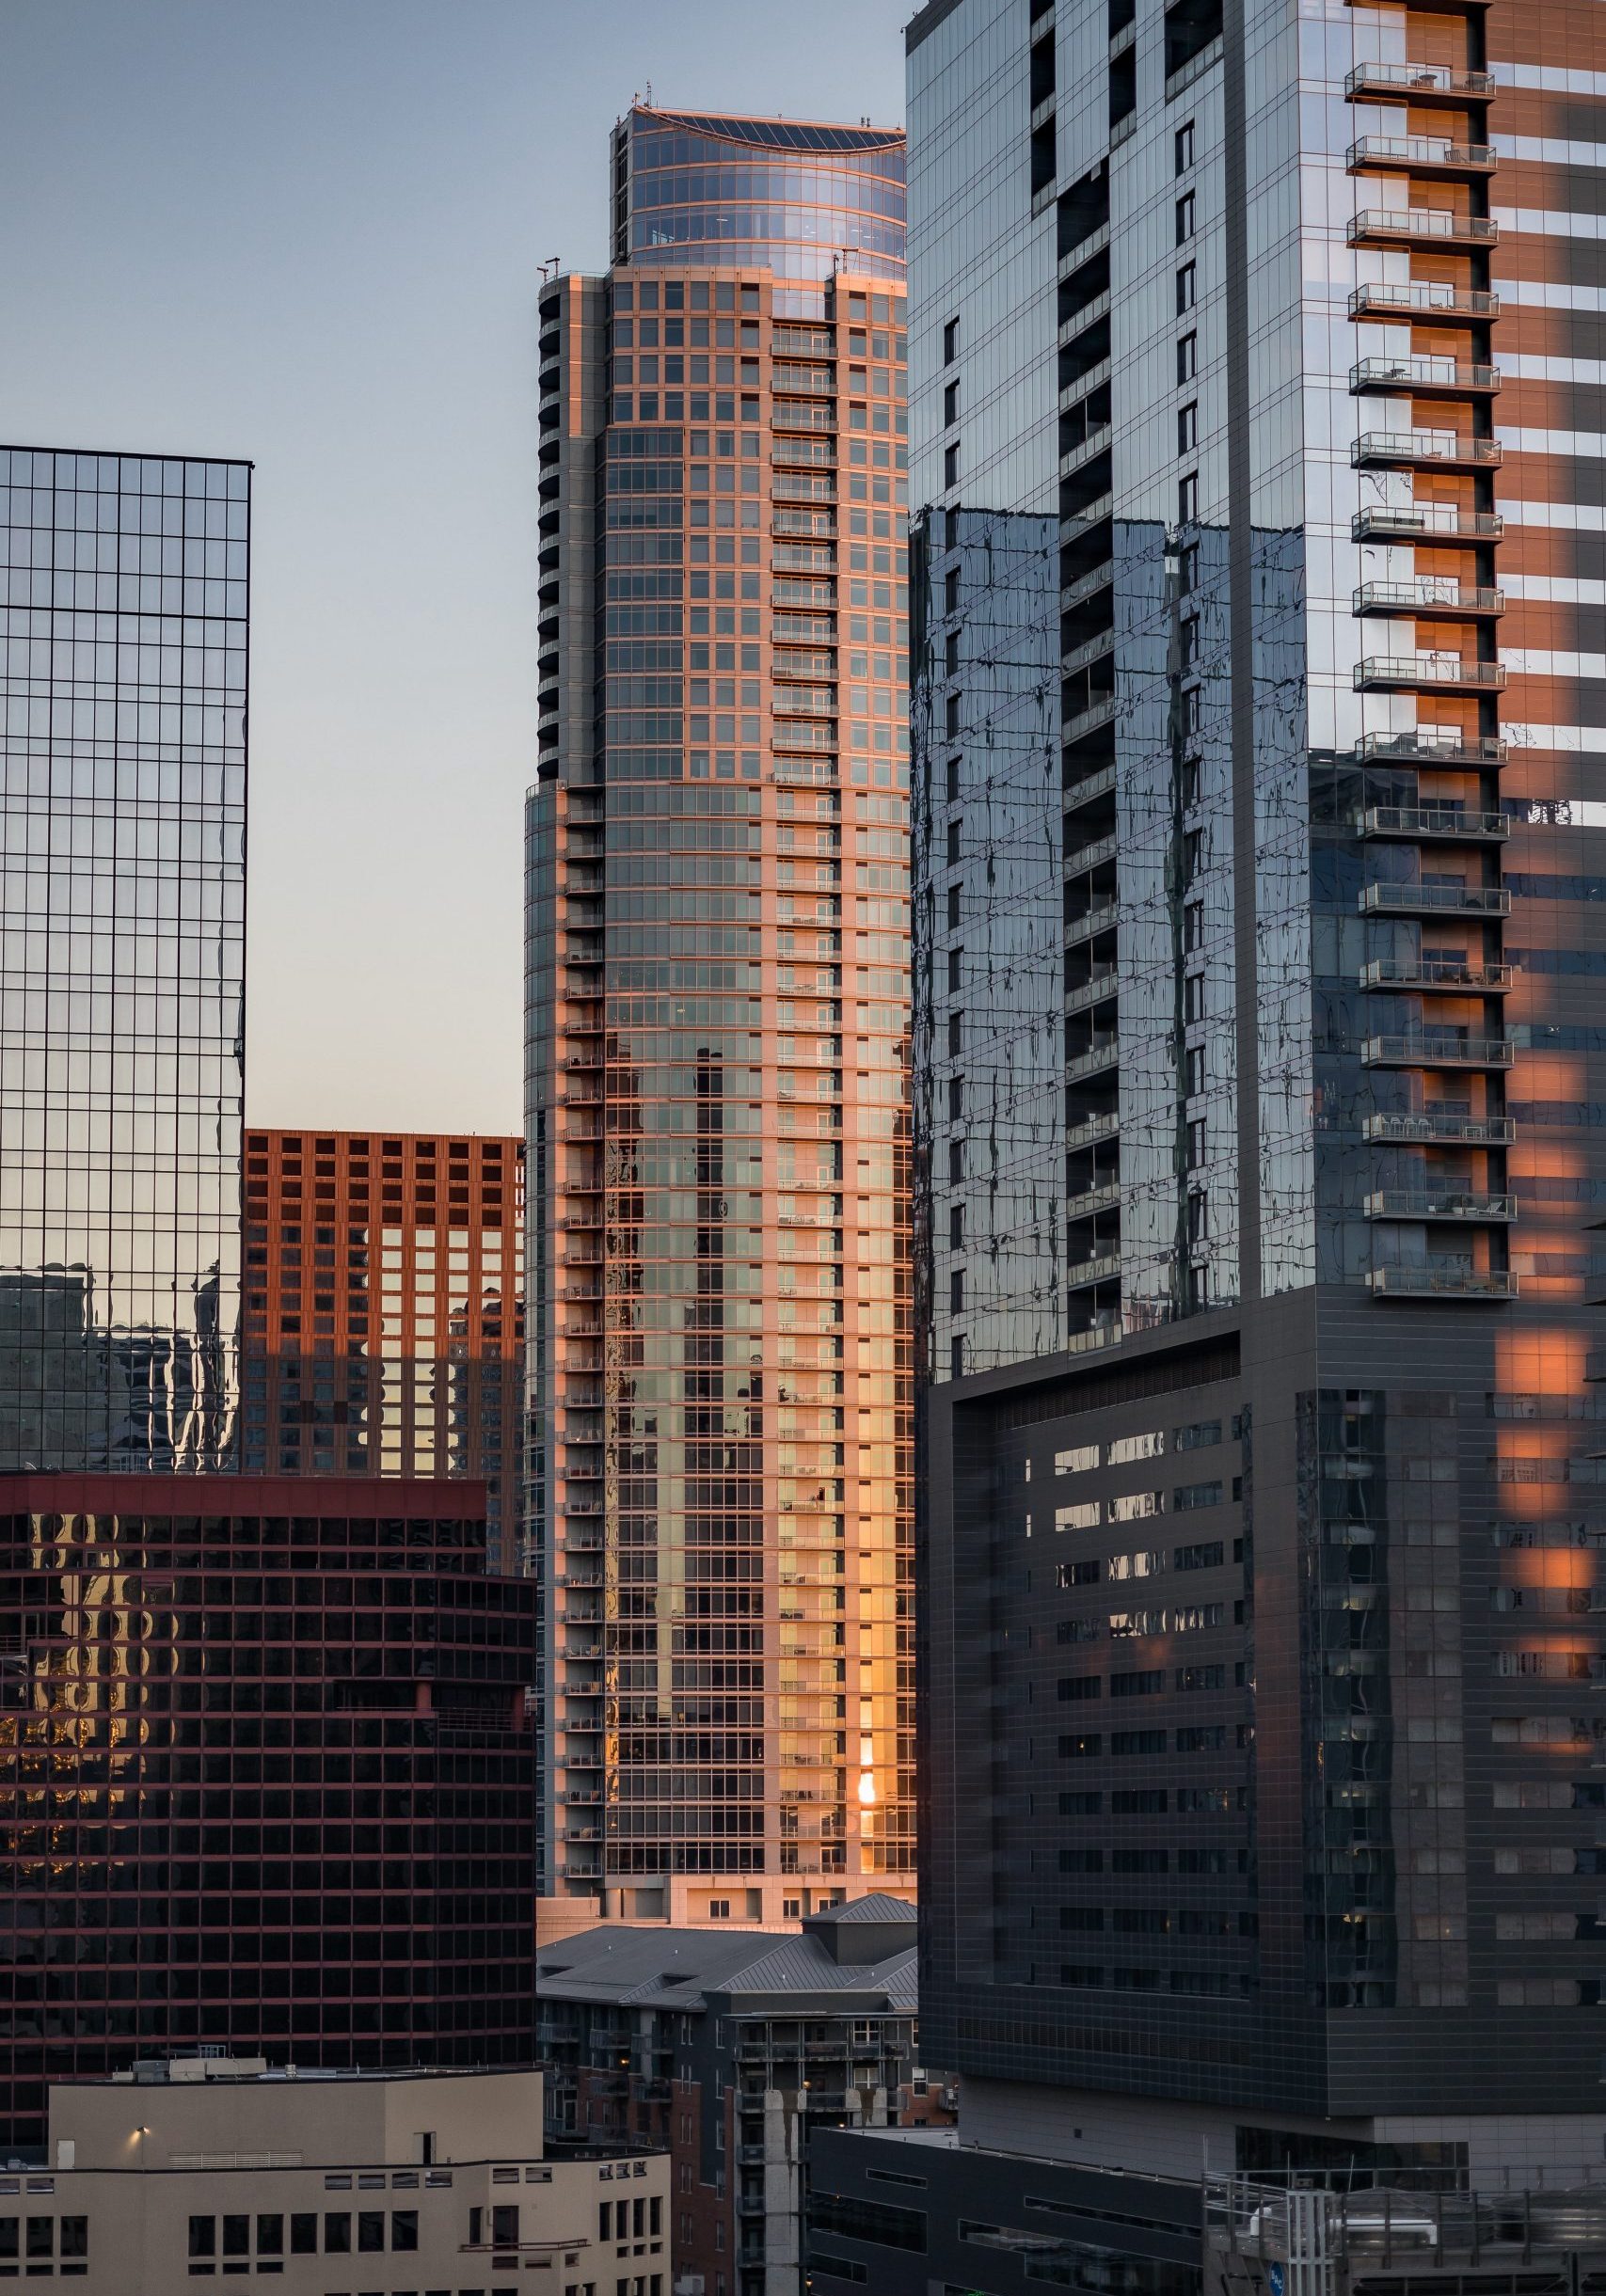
[{"xmin": 536, "ymin": 1902, "xmax": 917, "ymax": 2015}]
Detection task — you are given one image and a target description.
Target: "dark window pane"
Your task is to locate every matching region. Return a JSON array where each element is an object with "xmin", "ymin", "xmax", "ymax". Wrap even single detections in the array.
[
  {"xmin": 256, "ymin": 2214, "xmax": 283, "ymax": 2256},
  {"xmin": 290, "ymin": 2214, "xmax": 317, "ymax": 2255},
  {"xmin": 358, "ymin": 2210, "xmax": 385, "ymax": 2253},
  {"xmin": 222, "ymin": 2215, "xmax": 249, "ymax": 2257},
  {"xmin": 325, "ymin": 2211, "xmax": 352, "ymax": 2254},
  {"xmin": 391, "ymin": 2210, "xmax": 419, "ymax": 2252}
]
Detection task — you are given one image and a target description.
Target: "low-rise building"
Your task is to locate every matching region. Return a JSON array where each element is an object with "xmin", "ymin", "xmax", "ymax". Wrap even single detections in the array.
[
  {"xmin": 534, "ymin": 1897, "xmax": 930, "ymax": 2296},
  {"xmin": 24, "ymin": 2058, "xmax": 668, "ymax": 2294}
]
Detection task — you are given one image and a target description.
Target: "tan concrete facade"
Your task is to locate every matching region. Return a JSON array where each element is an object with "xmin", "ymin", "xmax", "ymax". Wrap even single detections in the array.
[{"xmin": 15, "ymin": 2062, "xmax": 667, "ymax": 2295}]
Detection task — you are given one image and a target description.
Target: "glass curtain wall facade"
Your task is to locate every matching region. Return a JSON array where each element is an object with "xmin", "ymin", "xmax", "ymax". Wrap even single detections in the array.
[
  {"xmin": 0, "ymin": 448, "xmax": 247, "ymax": 1473},
  {"xmin": 527, "ymin": 108, "xmax": 914, "ymax": 1926},
  {"xmin": 0, "ymin": 1474, "xmax": 537, "ymax": 2152},
  {"xmin": 239, "ymin": 1130, "xmax": 525, "ymax": 1574},
  {"xmin": 910, "ymin": 0, "xmax": 1606, "ymax": 2187}
]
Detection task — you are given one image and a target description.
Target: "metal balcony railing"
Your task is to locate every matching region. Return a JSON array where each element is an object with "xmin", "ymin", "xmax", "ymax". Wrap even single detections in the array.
[
  {"xmin": 1353, "ymin": 655, "xmax": 1506, "ymax": 692},
  {"xmin": 1360, "ymin": 958, "xmax": 1512, "ymax": 991},
  {"xmin": 1351, "ymin": 503, "xmax": 1502, "ymax": 544},
  {"xmin": 1353, "ymin": 728, "xmax": 1505, "ymax": 768},
  {"xmin": 1359, "ymin": 881, "xmax": 1509, "ymax": 918},
  {"xmin": 1364, "ymin": 1191, "xmax": 1516, "ymax": 1221},
  {"xmin": 1363, "ymin": 1112, "xmax": 1514, "ymax": 1145},
  {"xmin": 1352, "ymin": 428, "xmax": 1501, "ymax": 468},
  {"xmin": 1360, "ymin": 805, "xmax": 1508, "ymax": 840},
  {"xmin": 1349, "ymin": 280, "xmax": 1499, "ymax": 322},
  {"xmin": 1347, "ymin": 133, "xmax": 1496, "ymax": 173},
  {"xmin": 1369, "ymin": 1265, "xmax": 1518, "ymax": 1298},
  {"xmin": 1344, "ymin": 61, "xmax": 1496, "ymax": 102},
  {"xmin": 1349, "ymin": 207, "xmax": 1499, "ymax": 249},
  {"xmin": 1350, "ymin": 354, "xmax": 1500, "ymax": 396},
  {"xmin": 1362, "ymin": 1032, "xmax": 1513, "ymax": 1067},
  {"xmin": 1353, "ymin": 580, "xmax": 1503, "ymax": 620}
]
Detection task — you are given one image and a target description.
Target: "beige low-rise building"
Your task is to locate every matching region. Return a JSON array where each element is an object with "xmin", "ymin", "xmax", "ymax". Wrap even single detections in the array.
[{"xmin": 9, "ymin": 2058, "xmax": 667, "ymax": 2296}]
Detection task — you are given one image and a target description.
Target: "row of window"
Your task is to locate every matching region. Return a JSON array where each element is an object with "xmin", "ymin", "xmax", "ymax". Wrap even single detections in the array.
[{"xmin": 189, "ymin": 2210, "xmax": 417, "ymax": 2258}]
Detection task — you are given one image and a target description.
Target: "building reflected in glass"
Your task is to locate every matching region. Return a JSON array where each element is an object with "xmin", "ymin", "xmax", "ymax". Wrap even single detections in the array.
[{"xmin": 0, "ymin": 447, "xmax": 247, "ymax": 1473}]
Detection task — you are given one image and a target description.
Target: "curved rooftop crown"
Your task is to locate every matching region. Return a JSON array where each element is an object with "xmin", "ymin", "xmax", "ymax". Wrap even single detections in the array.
[{"xmin": 613, "ymin": 103, "xmax": 907, "ymax": 282}]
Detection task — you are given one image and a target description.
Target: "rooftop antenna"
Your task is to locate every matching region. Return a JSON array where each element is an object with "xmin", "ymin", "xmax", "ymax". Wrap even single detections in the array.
[{"xmin": 537, "ymin": 258, "xmax": 561, "ymax": 282}]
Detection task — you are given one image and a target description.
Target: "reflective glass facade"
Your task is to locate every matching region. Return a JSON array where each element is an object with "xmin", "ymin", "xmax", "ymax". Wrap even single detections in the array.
[
  {"xmin": 0, "ymin": 447, "xmax": 246, "ymax": 1474},
  {"xmin": 528, "ymin": 108, "xmax": 913, "ymax": 1926},
  {"xmin": 240, "ymin": 1130, "xmax": 525, "ymax": 1573},
  {"xmin": 911, "ymin": 0, "xmax": 1606, "ymax": 2177},
  {"xmin": 0, "ymin": 1474, "xmax": 537, "ymax": 2151}
]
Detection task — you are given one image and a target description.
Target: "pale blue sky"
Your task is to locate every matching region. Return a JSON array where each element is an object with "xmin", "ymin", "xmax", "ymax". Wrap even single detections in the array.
[{"xmin": 2, "ymin": 1, "xmax": 908, "ymax": 1132}]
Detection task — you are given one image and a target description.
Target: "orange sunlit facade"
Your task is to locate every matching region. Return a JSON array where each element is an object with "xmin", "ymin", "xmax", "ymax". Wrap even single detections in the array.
[
  {"xmin": 241, "ymin": 1130, "xmax": 524, "ymax": 1572},
  {"xmin": 526, "ymin": 108, "xmax": 914, "ymax": 1924}
]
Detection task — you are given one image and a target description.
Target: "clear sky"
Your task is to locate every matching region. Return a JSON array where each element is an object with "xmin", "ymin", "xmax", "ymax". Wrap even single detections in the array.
[{"xmin": 2, "ymin": 0, "xmax": 908, "ymax": 1134}]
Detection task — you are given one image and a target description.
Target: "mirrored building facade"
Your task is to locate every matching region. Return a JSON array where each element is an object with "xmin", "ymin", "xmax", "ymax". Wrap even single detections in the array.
[
  {"xmin": 906, "ymin": 0, "xmax": 1606, "ymax": 2209},
  {"xmin": 527, "ymin": 108, "xmax": 914, "ymax": 1927},
  {"xmin": 0, "ymin": 447, "xmax": 247, "ymax": 1474}
]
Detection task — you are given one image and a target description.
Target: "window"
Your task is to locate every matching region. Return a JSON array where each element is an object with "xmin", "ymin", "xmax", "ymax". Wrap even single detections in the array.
[
  {"xmin": 59, "ymin": 2217, "xmax": 87, "ymax": 2260},
  {"xmin": 1057, "ymin": 1557, "xmax": 1101, "ymax": 1585},
  {"xmin": 1056, "ymin": 1443, "xmax": 1099, "ymax": 1474},
  {"xmin": 709, "ymin": 1898, "xmax": 731, "ymax": 1919},
  {"xmin": 1175, "ymin": 120, "xmax": 1195, "ymax": 172},
  {"xmin": 1177, "ymin": 331, "xmax": 1197, "ymax": 385},
  {"xmin": 1178, "ymin": 403, "xmax": 1198, "ymax": 455},
  {"xmin": 944, "ymin": 441, "xmax": 960, "ymax": 487},
  {"xmin": 189, "ymin": 2218, "xmax": 216, "ymax": 2259},
  {"xmin": 1178, "ymin": 471, "xmax": 1199, "ymax": 524},
  {"xmin": 290, "ymin": 2215, "xmax": 317, "ymax": 2255},
  {"xmin": 944, "ymin": 380, "xmax": 959, "ymax": 425},
  {"xmin": 26, "ymin": 2220, "xmax": 52, "ymax": 2260},
  {"xmin": 358, "ymin": 2209, "xmax": 385, "ymax": 2252},
  {"xmin": 1176, "ymin": 261, "xmax": 1196, "ymax": 313},
  {"xmin": 944, "ymin": 316, "xmax": 958, "ymax": 363},
  {"xmin": 493, "ymin": 2204, "xmax": 520, "ymax": 2246},
  {"xmin": 325, "ymin": 2212, "xmax": 352, "ymax": 2254},
  {"xmin": 223, "ymin": 2215, "xmax": 249, "ymax": 2257},
  {"xmin": 1176, "ymin": 191, "xmax": 1196, "ymax": 243},
  {"xmin": 256, "ymin": 2217, "xmax": 283, "ymax": 2256}
]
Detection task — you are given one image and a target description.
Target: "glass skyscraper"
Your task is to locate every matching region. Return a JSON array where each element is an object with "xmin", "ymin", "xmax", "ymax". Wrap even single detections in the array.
[
  {"xmin": 879, "ymin": 0, "xmax": 1606, "ymax": 2245},
  {"xmin": 0, "ymin": 447, "xmax": 247, "ymax": 1473},
  {"xmin": 526, "ymin": 109, "xmax": 914, "ymax": 1927}
]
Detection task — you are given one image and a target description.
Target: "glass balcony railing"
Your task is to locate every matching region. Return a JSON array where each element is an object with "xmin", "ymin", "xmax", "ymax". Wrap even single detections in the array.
[
  {"xmin": 1364, "ymin": 1191, "xmax": 1516, "ymax": 1221},
  {"xmin": 1368, "ymin": 1266, "xmax": 1518, "ymax": 1299}
]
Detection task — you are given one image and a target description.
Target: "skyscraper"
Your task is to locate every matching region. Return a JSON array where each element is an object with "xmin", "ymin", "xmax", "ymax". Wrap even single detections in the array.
[
  {"xmin": 0, "ymin": 446, "xmax": 247, "ymax": 1472},
  {"xmin": 0, "ymin": 1472, "xmax": 538, "ymax": 2150},
  {"xmin": 527, "ymin": 108, "xmax": 914, "ymax": 1927},
  {"xmin": 906, "ymin": 0, "xmax": 1606, "ymax": 2212},
  {"xmin": 240, "ymin": 1128, "xmax": 525, "ymax": 1572}
]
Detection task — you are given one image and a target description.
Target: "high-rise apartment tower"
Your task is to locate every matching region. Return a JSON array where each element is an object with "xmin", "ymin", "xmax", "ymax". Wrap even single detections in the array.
[
  {"xmin": 527, "ymin": 108, "xmax": 914, "ymax": 1926},
  {"xmin": 240, "ymin": 1129, "xmax": 525, "ymax": 1571},
  {"xmin": 0, "ymin": 447, "xmax": 247, "ymax": 1471},
  {"xmin": 908, "ymin": 0, "xmax": 1606, "ymax": 2204}
]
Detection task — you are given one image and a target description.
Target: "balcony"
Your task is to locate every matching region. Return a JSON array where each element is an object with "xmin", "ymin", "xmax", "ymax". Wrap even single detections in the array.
[
  {"xmin": 1063, "ymin": 627, "xmax": 1117, "ymax": 678},
  {"xmin": 1351, "ymin": 503, "xmax": 1503, "ymax": 546},
  {"xmin": 1068, "ymin": 1249, "xmax": 1122, "ymax": 1289},
  {"xmin": 1066, "ymin": 966, "xmax": 1119, "ymax": 1015},
  {"xmin": 1353, "ymin": 655, "xmax": 1505, "ymax": 694},
  {"xmin": 1360, "ymin": 958, "xmax": 1513, "ymax": 992},
  {"xmin": 1364, "ymin": 1111, "xmax": 1514, "ymax": 1146},
  {"xmin": 1347, "ymin": 134, "xmax": 1496, "ymax": 178},
  {"xmin": 1060, "ymin": 424, "xmax": 1114, "ymax": 481},
  {"xmin": 1352, "ymin": 429, "xmax": 1501, "ymax": 472},
  {"xmin": 1368, "ymin": 1267, "xmax": 1518, "ymax": 1299},
  {"xmin": 1067, "ymin": 1313, "xmax": 1124, "ymax": 1354},
  {"xmin": 1066, "ymin": 1036, "xmax": 1121, "ymax": 1083},
  {"xmin": 1350, "ymin": 208, "xmax": 1499, "ymax": 252},
  {"xmin": 1062, "ymin": 558, "xmax": 1116, "ymax": 614},
  {"xmin": 1067, "ymin": 1180, "xmax": 1122, "ymax": 1222},
  {"xmin": 1350, "ymin": 354, "xmax": 1500, "ymax": 400},
  {"xmin": 1064, "ymin": 694, "xmax": 1121, "ymax": 744},
  {"xmin": 1361, "ymin": 1032, "xmax": 1513, "ymax": 1067},
  {"xmin": 1067, "ymin": 1111, "xmax": 1121, "ymax": 1151},
  {"xmin": 1364, "ymin": 1191, "xmax": 1516, "ymax": 1222},
  {"xmin": 1067, "ymin": 831, "xmax": 1118, "ymax": 877},
  {"xmin": 1353, "ymin": 581, "xmax": 1503, "ymax": 624},
  {"xmin": 1066, "ymin": 899, "xmax": 1119, "ymax": 947},
  {"xmin": 1353, "ymin": 729, "xmax": 1505, "ymax": 769},
  {"xmin": 1344, "ymin": 61, "xmax": 1496, "ymax": 104},
  {"xmin": 1360, "ymin": 805, "xmax": 1509, "ymax": 842},
  {"xmin": 1349, "ymin": 280, "xmax": 1499, "ymax": 325},
  {"xmin": 1065, "ymin": 761, "xmax": 1117, "ymax": 810}
]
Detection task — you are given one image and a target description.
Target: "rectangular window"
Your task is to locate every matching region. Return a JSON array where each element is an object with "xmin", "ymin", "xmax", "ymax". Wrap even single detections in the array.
[
  {"xmin": 1176, "ymin": 261, "xmax": 1196, "ymax": 313},
  {"xmin": 1178, "ymin": 402, "xmax": 1198, "ymax": 454},
  {"xmin": 0, "ymin": 2224, "xmax": 15, "ymax": 2262},
  {"xmin": 25, "ymin": 2221, "xmax": 52, "ymax": 2260},
  {"xmin": 944, "ymin": 380, "xmax": 959, "ymax": 425},
  {"xmin": 222, "ymin": 2216, "xmax": 249, "ymax": 2257},
  {"xmin": 1176, "ymin": 191, "xmax": 1196, "ymax": 242},
  {"xmin": 290, "ymin": 2216, "xmax": 317, "ymax": 2256},
  {"xmin": 256, "ymin": 2216, "xmax": 283, "ymax": 2256},
  {"xmin": 1057, "ymin": 1558, "xmax": 1100, "ymax": 1586},
  {"xmin": 1055, "ymin": 1443, "xmax": 1099, "ymax": 1474},
  {"xmin": 1175, "ymin": 120, "xmax": 1196, "ymax": 172},
  {"xmin": 1178, "ymin": 471, "xmax": 1199, "ymax": 524},
  {"xmin": 188, "ymin": 2220, "xmax": 216, "ymax": 2260},
  {"xmin": 1057, "ymin": 1675, "xmax": 1102, "ymax": 1701},
  {"xmin": 944, "ymin": 316, "xmax": 959, "ymax": 363},
  {"xmin": 944, "ymin": 441, "xmax": 960, "ymax": 487},
  {"xmin": 358, "ymin": 2209, "xmax": 385, "ymax": 2252},
  {"xmin": 325, "ymin": 2212, "xmax": 352, "ymax": 2254},
  {"xmin": 1107, "ymin": 1432, "xmax": 1162, "ymax": 1465},
  {"xmin": 58, "ymin": 2217, "xmax": 87, "ymax": 2260},
  {"xmin": 1055, "ymin": 1503, "xmax": 1101, "ymax": 1532},
  {"xmin": 1177, "ymin": 331, "xmax": 1197, "ymax": 384}
]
